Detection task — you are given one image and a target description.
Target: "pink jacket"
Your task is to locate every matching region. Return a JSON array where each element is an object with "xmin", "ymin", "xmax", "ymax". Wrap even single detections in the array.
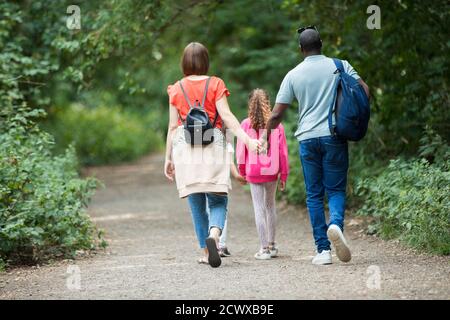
[{"xmin": 236, "ymin": 118, "xmax": 289, "ymax": 184}]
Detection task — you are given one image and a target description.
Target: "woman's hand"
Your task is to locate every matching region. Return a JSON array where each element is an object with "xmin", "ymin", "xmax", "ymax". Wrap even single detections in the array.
[
  {"xmin": 216, "ymin": 96, "xmax": 262, "ymax": 153},
  {"xmin": 164, "ymin": 105, "xmax": 179, "ymax": 182},
  {"xmin": 164, "ymin": 159, "xmax": 175, "ymax": 181},
  {"xmin": 279, "ymin": 180, "xmax": 286, "ymax": 192}
]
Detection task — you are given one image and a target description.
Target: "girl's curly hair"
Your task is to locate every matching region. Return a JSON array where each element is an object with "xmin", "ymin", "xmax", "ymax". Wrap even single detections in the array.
[{"xmin": 248, "ymin": 88, "xmax": 271, "ymax": 130}]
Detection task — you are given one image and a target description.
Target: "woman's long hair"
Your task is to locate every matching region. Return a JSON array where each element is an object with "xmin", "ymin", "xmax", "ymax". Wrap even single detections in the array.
[{"xmin": 248, "ymin": 88, "xmax": 271, "ymax": 130}]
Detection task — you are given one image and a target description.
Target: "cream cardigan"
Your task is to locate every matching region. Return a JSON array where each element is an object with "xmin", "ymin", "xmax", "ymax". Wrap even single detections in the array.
[{"xmin": 172, "ymin": 126, "xmax": 232, "ymax": 198}]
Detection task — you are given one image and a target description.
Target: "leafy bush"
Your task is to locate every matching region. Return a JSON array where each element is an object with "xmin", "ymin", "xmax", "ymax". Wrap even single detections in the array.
[
  {"xmin": 47, "ymin": 104, "xmax": 162, "ymax": 166},
  {"xmin": 356, "ymin": 132, "xmax": 450, "ymax": 255},
  {"xmin": 0, "ymin": 107, "xmax": 104, "ymax": 266},
  {"xmin": 418, "ymin": 126, "xmax": 450, "ymax": 165}
]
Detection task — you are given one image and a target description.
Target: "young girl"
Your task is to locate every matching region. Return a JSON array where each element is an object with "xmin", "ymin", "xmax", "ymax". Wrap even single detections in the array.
[{"xmin": 236, "ymin": 89, "xmax": 289, "ymax": 260}]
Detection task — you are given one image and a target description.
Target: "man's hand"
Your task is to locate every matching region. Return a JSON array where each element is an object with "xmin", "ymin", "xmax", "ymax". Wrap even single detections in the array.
[
  {"xmin": 164, "ymin": 159, "xmax": 175, "ymax": 181},
  {"xmin": 261, "ymin": 103, "xmax": 289, "ymax": 154},
  {"xmin": 279, "ymin": 180, "xmax": 286, "ymax": 192}
]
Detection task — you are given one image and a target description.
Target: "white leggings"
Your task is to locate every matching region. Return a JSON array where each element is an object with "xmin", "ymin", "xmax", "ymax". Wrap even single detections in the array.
[{"xmin": 249, "ymin": 181, "xmax": 278, "ymax": 249}]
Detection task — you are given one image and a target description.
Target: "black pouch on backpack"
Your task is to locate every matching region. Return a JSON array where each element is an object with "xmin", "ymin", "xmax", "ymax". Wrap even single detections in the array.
[{"xmin": 179, "ymin": 77, "xmax": 218, "ymax": 146}]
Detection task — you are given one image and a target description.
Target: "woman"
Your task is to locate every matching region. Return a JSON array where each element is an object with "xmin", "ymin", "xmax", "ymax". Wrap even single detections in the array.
[{"xmin": 164, "ymin": 42, "xmax": 260, "ymax": 268}]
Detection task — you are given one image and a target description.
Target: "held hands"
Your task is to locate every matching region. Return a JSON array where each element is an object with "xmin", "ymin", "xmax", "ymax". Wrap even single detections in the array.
[
  {"xmin": 247, "ymin": 138, "xmax": 262, "ymax": 154},
  {"xmin": 230, "ymin": 162, "xmax": 247, "ymax": 185},
  {"xmin": 259, "ymin": 139, "xmax": 268, "ymax": 154},
  {"xmin": 235, "ymin": 174, "xmax": 247, "ymax": 185},
  {"xmin": 164, "ymin": 159, "xmax": 175, "ymax": 181},
  {"xmin": 258, "ymin": 133, "xmax": 269, "ymax": 155}
]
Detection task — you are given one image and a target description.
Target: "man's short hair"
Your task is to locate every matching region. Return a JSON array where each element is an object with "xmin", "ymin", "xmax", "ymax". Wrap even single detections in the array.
[{"xmin": 299, "ymin": 29, "xmax": 322, "ymax": 52}]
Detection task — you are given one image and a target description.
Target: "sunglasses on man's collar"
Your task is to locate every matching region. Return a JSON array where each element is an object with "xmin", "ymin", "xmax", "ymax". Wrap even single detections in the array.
[{"xmin": 297, "ymin": 25, "xmax": 318, "ymax": 34}]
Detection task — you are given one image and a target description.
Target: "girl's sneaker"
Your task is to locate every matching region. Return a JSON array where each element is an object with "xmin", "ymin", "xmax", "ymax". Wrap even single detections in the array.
[
  {"xmin": 254, "ymin": 249, "xmax": 271, "ymax": 260},
  {"xmin": 219, "ymin": 247, "xmax": 231, "ymax": 257},
  {"xmin": 269, "ymin": 245, "xmax": 278, "ymax": 258}
]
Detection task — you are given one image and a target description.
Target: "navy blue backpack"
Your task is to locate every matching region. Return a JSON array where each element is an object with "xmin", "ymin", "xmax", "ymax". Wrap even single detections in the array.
[{"xmin": 328, "ymin": 59, "xmax": 370, "ymax": 141}]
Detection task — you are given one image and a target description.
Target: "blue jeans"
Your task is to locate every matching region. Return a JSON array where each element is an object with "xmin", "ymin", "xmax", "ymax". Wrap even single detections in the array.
[
  {"xmin": 299, "ymin": 136, "xmax": 348, "ymax": 253},
  {"xmin": 188, "ymin": 193, "xmax": 228, "ymax": 248}
]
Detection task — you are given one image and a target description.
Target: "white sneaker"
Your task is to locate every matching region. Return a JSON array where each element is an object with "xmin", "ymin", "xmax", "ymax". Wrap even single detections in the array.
[
  {"xmin": 312, "ymin": 250, "xmax": 332, "ymax": 265},
  {"xmin": 254, "ymin": 249, "xmax": 271, "ymax": 260},
  {"xmin": 269, "ymin": 245, "xmax": 278, "ymax": 258},
  {"xmin": 327, "ymin": 224, "xmax": 351, "ymax": 262}
]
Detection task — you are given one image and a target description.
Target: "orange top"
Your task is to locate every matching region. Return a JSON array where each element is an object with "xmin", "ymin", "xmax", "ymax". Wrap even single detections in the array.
[{"xmin": 167, "ymin": 76, "xmax": 230, "ymax": 129}]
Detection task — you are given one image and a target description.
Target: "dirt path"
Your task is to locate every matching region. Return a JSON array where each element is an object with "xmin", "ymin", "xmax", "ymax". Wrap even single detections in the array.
[{"xmin": 0, "ymin": 154, "xmax": 449, "ymax": 299}]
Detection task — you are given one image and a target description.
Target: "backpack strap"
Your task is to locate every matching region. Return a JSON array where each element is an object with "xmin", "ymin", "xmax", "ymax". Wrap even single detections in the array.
[
  {"xmin": 333, "ymin": 58, "xmax": 344, "ymax": 74},
  {"xmin": 177, "ymin": 111, "xmax": 184, "ymax": 124},
  {"xmin": 200, "ymin": 77, "xmax": 211, "ymax": 109},
  {"xmin": 203, "ymin": 77, "xmax": 219, "ymax": 127},
  {"xmin": 201, "ymin": 77, "xmax": 219, "ymax": 127},
  {"xmin": 179, "ymin": 80, "xmax": 193, "ymax": 110},
  {"xmin": 212, "ymin": 109, "xmax": 219, "ymax": 127},
  {"xmin": 328, "ymin": 58, "xmax": 344, "ymax": 135}
]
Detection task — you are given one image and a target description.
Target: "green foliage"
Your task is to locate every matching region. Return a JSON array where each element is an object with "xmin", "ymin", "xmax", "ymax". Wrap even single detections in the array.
[
  {"xmin": 356, "ymin": 132, "xmax": 450, "ymax": 255},
  {"xmin": 0, "ymin": 258, "xmax": 5, "ymax": 272},
  {"xmin": 0, "ymin": 106, "xmax": 102, "ymax": 264},
  {"xmin": 47, "ymin": 104, "xmax": 162, "ymax": 166},
  {"xmin": 283, "ymin": 113, "xmax": 306, "ymax": 205},
  {"xmin": 0, "ymin": 2, "xmax": 106, "ymax": 267},
  {"xmin": 419, "ymin": 126, "xmax": 450, "ymax": 166}
]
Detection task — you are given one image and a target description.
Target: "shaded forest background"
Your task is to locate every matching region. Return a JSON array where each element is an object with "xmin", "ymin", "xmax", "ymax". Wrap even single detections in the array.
[{"xmin": 0, "ymin": 0, "xmax": 449, "ymax": 268}]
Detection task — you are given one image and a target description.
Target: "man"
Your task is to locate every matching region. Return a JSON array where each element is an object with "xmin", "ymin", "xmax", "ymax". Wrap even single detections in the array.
[{"xmin": 262, "ymin": 26, "xmax": 369, "ymax": 265}]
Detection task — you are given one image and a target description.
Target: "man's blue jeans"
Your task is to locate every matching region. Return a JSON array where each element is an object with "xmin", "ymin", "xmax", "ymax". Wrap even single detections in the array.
[
  {"xmin": 188, "ymin": 193, "xmax": 228, "ymax": 248},
  {"xmin": 299, "ymin": 135, "xmax": 348, "ymax": 253}
]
